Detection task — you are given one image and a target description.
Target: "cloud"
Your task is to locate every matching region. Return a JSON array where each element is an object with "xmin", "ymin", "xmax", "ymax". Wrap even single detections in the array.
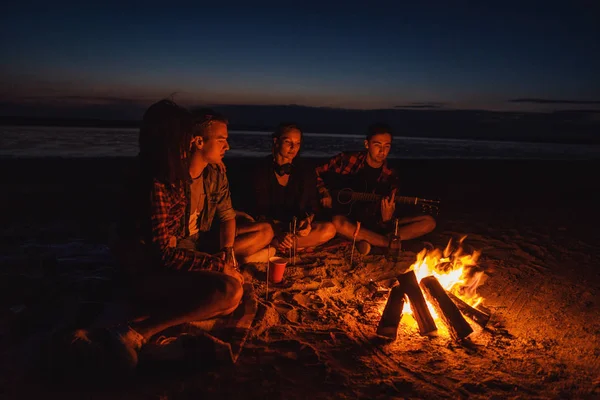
[
  {"xmin": 394, "ymin": 102, "xmax": 447, "ymax": 109},
  {"xmin": 509, "ymin": 98, "xmax": 600, "ymax": 105}
]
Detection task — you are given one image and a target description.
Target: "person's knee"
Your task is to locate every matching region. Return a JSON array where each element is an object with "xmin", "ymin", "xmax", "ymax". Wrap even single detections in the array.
[
  {"xmin": 221, "ymin": 276, "xmax": 243, "ymax": 311},
  {"xmin": 332, "ymin": 215, "xmax": 346, "ymax": 229},
  {"xmin": 421, "ymin": 215, "xmax": 436, "ymax": 233},
  {"xmin": 321, "ymin": 222, "xmax": 337, "ymax": 241},
  {"xmin": 259, "ymin": 222, "xmax": 275, "ymax": 241}
]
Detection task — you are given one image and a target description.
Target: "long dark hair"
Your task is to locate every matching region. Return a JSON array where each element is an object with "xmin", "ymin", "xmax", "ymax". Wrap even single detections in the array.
[
  {"xmin": 116, "ymin": 100, "xmax": 194, "ymax": 247},
  {"xmin": 138, "ymin": 99, "xmax": 194, "ymax": 185}
]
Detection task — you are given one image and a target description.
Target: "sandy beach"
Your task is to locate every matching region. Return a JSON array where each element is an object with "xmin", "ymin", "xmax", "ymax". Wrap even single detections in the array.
[{"xmin": 1, "ymin": 157, "xmax": 599, "ymax": 399}]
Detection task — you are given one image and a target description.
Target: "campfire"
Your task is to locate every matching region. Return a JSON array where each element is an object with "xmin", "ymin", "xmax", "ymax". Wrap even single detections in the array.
[{"xmin": 377, "ymin": 236, "xmax": 490, "ymax": 341}]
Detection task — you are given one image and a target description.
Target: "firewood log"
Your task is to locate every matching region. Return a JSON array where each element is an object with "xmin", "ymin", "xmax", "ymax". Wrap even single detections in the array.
[
  {"xmin": 446, "ymin": 291, "xmax": 490, "ymax": 328},
  {"xmin": 420, "ymin": 276, "xmax": 473, "ymax": 340},
  {"xmin": 398, "ymin": 270, "xmax": 437, "ymax": 336},
  {"xmin": 376, "ymin": 285, "xmax": 405, "ymax": 339}
]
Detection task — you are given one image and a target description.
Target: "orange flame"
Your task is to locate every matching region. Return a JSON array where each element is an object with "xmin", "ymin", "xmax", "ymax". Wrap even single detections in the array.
[{"xmin": 402, "ymin": 236, "xmax": 485, "ymax": 318}]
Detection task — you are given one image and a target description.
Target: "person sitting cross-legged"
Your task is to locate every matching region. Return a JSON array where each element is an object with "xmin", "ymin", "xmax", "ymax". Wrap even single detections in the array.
[
  {"xmin": 242, "ymin": 123, "xmax": 336, "ymax": 254},
  {"xmin": 315, "ymin": 123, "xmax": 436, "ymax": 255}
]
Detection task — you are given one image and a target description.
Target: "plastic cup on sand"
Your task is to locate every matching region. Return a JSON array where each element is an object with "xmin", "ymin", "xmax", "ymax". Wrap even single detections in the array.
[{"xmin": 268, "ymin": 256, "xmax": 288, "ymax": 283}]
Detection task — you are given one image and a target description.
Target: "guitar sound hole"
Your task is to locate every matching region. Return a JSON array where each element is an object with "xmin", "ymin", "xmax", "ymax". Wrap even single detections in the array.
[{"xmin": 337, "ymin": 188, "xmax": 353, "ymax": 204}]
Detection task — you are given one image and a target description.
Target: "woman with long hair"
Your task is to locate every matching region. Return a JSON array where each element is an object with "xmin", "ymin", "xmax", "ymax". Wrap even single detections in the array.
[{"xmin": 76, "ymin": 99, "xmax": 244, "ymax": 374}]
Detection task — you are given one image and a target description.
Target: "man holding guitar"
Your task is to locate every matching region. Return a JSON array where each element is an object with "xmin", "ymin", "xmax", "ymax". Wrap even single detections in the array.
[{"xmin": 315, "ymin": 123, "xmax": 436, "ymax": 255}]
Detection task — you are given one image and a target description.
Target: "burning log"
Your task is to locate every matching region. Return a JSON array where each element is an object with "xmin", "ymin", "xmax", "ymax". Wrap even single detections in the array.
[
  {"xmin": 446, "ymin": 291, "xmax": 490, "ymax": 328},
  {"xmin": 420, "ymin": 276, "xmax": 473, "ymax": 340},
  {"xmin": 398, "ymin": 270, "xmax": 437, "ymax": 336},
  {"xmin": 376, "ymin": 285, "xmax": 405, "ymax": 339}
]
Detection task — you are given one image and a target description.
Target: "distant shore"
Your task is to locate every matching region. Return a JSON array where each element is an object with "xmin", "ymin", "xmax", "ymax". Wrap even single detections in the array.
[{"xmin": 2, "ymin": 105, "xmax": 599, "ymax": 145}]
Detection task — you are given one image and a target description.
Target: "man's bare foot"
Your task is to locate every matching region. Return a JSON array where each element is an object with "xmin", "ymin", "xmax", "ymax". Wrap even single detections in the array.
[
  {"xmin": 242, "ymin": 246, "xmax": 276, "ymax": 264},
  {"xmin": 356, "ymin": 240, "xmax": 371, "ymax": 255}
]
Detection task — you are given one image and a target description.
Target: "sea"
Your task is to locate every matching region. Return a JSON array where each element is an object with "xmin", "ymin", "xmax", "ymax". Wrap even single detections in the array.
[{"xmin": 1, "ymin": 125, "xmax": 599, "ymax": 160}]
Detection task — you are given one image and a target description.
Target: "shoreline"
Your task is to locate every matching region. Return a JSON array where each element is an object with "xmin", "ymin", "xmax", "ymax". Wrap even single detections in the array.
[{"xmin": 3, "ymin": 108, "xmax": 600, "ymax": 145}]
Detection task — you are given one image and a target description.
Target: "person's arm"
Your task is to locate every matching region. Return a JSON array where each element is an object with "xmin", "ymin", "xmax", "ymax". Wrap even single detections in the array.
[
  {"xmin": 387, "ymin": 167, "xmax": 401, "ymax": 193},
  {"xmin": 220, "ymin": 218, "xmax": 236, "ymax": 249},
  {"xmin": 380, "ymin": 189, "xmax": 397, "ymax": 224},
  {"xmin": 219, "ymin": 218, "xmax": 238, "ymax": 268},
  {"xmin": 315, "ymin": 153, "xmax": 344, "ymax": 198},
  {"xmin": 215, "ymin": 170, "xmax": 237, "ymax": 223},
  {"xmin": 306, "ymin": 166, "xmax": 321, "ymax": 214},
  {"xmin": 149, "ymin": 181, "xmax": 224, "ymax": 272},
  {"xmin": 214, "ymin": 169, "xmax": 237, "ymax": 252},
  {"xmin": 315, "ymin": 153, "xmax": 346, "ymax": 208},
  {"xmin": 378, "ymin": 167, "xmax": 401, "ymax": 227}
]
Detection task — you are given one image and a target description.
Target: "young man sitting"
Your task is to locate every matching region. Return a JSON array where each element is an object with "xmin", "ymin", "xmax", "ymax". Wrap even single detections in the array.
[
  {"xmin": 181, "ymin": 108, "xmax": 275, "ymax": 262},
  {"xmin": 315, "ymin": 123, "xmax": 436, "ymax": 255}
]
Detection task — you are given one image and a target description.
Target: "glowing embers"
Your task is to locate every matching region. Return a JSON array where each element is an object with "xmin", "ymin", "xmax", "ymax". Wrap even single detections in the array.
[{"xmin": 377, "ymin": 236, "xmax": 489, "ymax": 340}]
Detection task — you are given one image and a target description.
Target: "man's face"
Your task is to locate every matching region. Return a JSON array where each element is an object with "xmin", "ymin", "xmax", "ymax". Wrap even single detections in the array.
[
  {"xmin": 365, "ymin": 133, "xmax": 392, "ymax": 164},
  {"xmin": 274, "ymin": 128, "xmax": 302, "ymax": 162},
  {"xmin": 201, "ymin": 121, "xmax": 230, "ymax": 164}
]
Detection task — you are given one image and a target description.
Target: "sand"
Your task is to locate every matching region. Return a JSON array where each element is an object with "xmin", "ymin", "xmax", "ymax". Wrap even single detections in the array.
[{"xmin": 1, "ymin": 157, "xmax": 599, "ymax": 399}]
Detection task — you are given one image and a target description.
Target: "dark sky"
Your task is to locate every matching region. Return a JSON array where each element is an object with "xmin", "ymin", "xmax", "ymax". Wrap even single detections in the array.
[{"xmin": 1, "ymin": 1, "xmax": 599, "ymax": 116}]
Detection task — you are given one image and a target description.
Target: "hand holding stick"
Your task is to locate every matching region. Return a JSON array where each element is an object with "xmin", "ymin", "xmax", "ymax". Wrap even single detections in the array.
[{"xmin": 297, "ymin": 213, "xmax": 314, "ymax": 237}]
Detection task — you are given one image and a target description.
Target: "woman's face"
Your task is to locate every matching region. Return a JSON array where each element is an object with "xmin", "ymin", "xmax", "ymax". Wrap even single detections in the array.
[{"xmin": 274, "ymin": 128, "xmax": 302, "ymax": 161}]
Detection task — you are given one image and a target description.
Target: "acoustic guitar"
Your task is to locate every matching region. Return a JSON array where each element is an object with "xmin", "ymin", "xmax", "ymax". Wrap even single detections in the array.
[{"xmin": 331, "ymin": 187, "xmax": 440, "ymax": 216}]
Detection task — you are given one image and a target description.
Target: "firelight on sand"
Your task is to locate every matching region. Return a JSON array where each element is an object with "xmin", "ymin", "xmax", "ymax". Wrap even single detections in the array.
[{"xmin": 392, "ymin": 236, "xmax": 486, "ymax": 327}]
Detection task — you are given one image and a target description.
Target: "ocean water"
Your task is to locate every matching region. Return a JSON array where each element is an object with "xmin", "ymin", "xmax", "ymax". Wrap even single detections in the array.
[{"xmin": 0, "ymin": 125, "xmax": 598, "ymax": 160}]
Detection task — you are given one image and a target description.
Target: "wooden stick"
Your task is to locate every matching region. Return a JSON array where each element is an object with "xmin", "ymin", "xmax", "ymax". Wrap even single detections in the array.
[
  {"xmin": 291, "ymin": 217, "xmax": 297, "ymax": 265},
  {"xmin": 350, "ymin": 221, "xmax": 361, "ymax": 266},
  {"xmin": 376, "ymin": 285, "xmax": 406, "ymax": 339},
  {"xmin": 350, "ymin": 236, "xmax": 356, "ymax": 266},
  {"xmin": 446, "ymin": 291, "xmax": 490, "ymax": 328},
  {"xmin": 266, "ymin": 245, "xmax": 270, "ymax": 300},
  {"xmin": 420, "ymin": 276, "xmax": 473, "ymax": 340},
  {"xmin": 289, "ymin": 222, "xmax": 293, "ymax": 265},
  {"xmin": 397, "ymin": 270, "xmax": 437, "ymax": 336}
]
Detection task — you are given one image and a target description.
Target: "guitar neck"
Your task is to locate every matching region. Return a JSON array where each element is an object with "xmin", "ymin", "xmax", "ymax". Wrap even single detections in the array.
[{"xmin": 352, "ymin": 192, "xmax": 419, "ymax": 205}]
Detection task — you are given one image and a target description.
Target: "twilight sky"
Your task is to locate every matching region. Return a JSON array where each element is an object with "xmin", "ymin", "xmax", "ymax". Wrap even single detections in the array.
[{"xmin": 1, "ymin": 1, "xmax": 599, "ymax": 116}]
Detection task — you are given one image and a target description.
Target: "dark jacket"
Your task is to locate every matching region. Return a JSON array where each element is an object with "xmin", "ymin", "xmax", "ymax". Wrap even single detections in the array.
[{"xmin": 247, "ymin": 155, "xmax": 320, "ymax": 223}]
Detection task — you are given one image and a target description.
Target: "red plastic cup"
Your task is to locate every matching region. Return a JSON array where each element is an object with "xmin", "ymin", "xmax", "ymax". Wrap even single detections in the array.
[{"xmin": 268, "ymin": 256, "xmax": 288, "ymax": 283}]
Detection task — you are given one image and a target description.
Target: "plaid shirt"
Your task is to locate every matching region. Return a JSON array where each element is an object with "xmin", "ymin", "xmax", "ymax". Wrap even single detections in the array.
[
  {"xmin": 315, "ymin": 150, "xmax": 399, "ymax": 198},
  {"xmin": 148, "ymin": 165, "xmax": 235, "ymax": 272}
]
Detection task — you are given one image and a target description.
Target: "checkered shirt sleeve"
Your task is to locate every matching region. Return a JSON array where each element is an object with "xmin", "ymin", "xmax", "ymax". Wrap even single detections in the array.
[{"xmin": 150, "ymin": 180, "xmax": 224, "ymax": 272}]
